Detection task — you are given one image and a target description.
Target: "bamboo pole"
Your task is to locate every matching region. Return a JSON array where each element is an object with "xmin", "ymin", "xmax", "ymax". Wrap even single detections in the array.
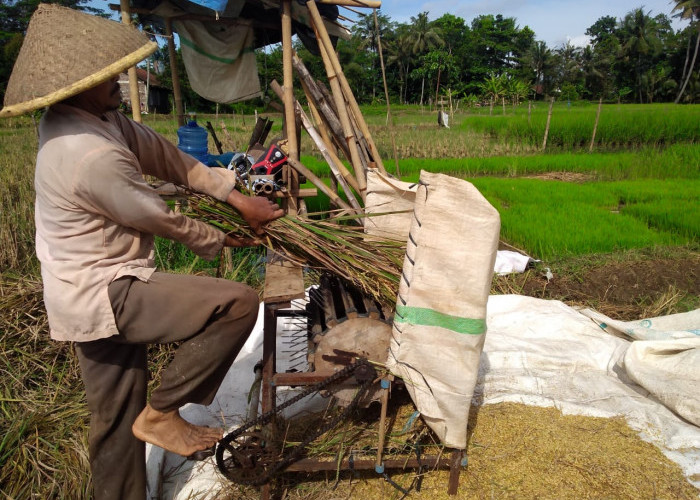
[
  {"xmin": 270, "ymin": 80, "xmax": 361, "ymax": 209},
  {"xmin": 308, "ymin": 13, "xmax": 367, "ymax": 201},
  {"xmin": 292, "ymin": 53, "xmax": 351, "ymax": 162},
  {"xmin": 165, "ymin": 18, "xmax": 185, "ymax": 127},
  {"xmin": 297, "ymin": 103, "xmax": 362, "ymax": 212},
  {"xmin": 307, "ymin": 0, "xmax": 386, "ymax": 174},
  {"xmin": 542, "ymin": 97, "xmax": 554, "ymax": 151},
  {"xmin": 589, "ymin": 97, "xmax": 603, "ymax": 153},
  {"xmin": 301, "ymin": 79, "xmax": 332, "ymax": 153},
  {"xmin": 120, "ymin": 0, "xmax": 143, "ymax": 123},
  {"xmin": 287, "ymin": 158, "xmax": 353, "ymax": 211},
  {"xmin": 298, "ymin": 79, "xmax": 360, "ymax": 193},
  {"xmin": 282, "ymin": 0, "xmax": 298, "ymax": 215},
  {"xmin": 374, "ymin": 9, "xmax": 400, "ymax": 177}
]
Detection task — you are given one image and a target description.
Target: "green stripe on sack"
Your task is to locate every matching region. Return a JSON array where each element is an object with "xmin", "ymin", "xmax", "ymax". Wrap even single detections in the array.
[
  {"xmin": 395, "ymin": 305, "xmax": 486, "ymax": 335},
  {"xmin": 179, "ymin": 36, "xmax": 238, "ymax": 64}
]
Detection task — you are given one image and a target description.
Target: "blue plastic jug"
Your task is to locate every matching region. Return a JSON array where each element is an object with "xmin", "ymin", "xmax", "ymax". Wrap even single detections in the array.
[{"xmin": 177, "ymin": 119, "xmax": 210, "ymax": 165}]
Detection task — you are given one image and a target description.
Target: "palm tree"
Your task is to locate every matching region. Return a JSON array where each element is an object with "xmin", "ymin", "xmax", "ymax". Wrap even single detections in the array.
[
  {"xmin": 351, "ymin": 12, "xmax": 394, "ymax": 101},
  {"xmin": 386, "ymin": 31, "xmax": 414, "ymax": 104},
  {"xmin": 619, "ymin": 8, "xmax": 661, "ymax": 103},
  {"xmin": 673, "ymin": 0, "xmax": 700, "ymax": 103},
  {"xmin": 407, "ymin": 12, "xmax": 444, "ymax": 55},
  {"xmin": 407, "ymin": 12, "xmax": 444, "ymax": 105},
  {"xmin": 527, "ymin": 41, "xmax": 551, "ymax": 97}
]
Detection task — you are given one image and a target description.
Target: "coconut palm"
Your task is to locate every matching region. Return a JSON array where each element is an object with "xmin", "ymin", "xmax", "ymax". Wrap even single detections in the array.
[
  {"xmin": 673, "ymin": 0, "xmax": 700, "ymax": 103},
  {"xmin": 386, "ymin": 30, "xmax": 414, "ymax": 104},
  {"xmin": 406, "ymin": 12, "xmax": 444, "ymax": 105},
  {"xmin": 527, "ymin": 40, "xmax": 551, "ymax": 97},
  {"xmin": 407, "ymin": 12, "xmax": 444, "ymax": 55},
  {"xmin": 619, "ymin": 8, "xmax": 661, "ymax": 103}
]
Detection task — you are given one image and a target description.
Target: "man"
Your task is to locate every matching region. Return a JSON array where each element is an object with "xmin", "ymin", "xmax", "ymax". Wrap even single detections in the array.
[{"xmin": 1, "ymin": 4, "xmax": 284, "ymax": 499}]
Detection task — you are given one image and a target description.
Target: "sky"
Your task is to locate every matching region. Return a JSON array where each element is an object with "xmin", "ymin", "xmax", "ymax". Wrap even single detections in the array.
[
  {"xmin": 376, "ymin": 0, "xmax": 686, "ymax": 48},
  {"xmin": 94, "ymin": 0, "xmax": 687, "ymax": 50}
]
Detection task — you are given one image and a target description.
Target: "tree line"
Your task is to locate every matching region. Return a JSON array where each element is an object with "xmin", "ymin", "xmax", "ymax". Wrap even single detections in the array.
[{"xmin": 1, "ymin": 1, "xmax": 698, "ymax": 112}]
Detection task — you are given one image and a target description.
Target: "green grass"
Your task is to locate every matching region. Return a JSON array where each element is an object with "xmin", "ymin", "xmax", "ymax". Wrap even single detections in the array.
[
  {"xmin": 461, "ymin": 102, "xmax": 700, "ymax": 149},
  {"xmin": 393, "ymin": 176, "xmax": 699, "ymax": 260},
  {"xmin": 392, "ymin": 144, "xmax": 700, "ymax": 180}
]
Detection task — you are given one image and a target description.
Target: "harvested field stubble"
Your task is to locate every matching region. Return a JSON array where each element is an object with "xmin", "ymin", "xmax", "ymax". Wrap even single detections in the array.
[{"xmin": 0, "ymin": 274, "xmax": 91, "ymax": 499}]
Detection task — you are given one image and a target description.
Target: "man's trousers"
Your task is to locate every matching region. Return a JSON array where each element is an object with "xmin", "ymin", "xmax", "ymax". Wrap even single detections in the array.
[{"xmin": 74, "ymin": 272, "xmax": 259, "ymax": 500}]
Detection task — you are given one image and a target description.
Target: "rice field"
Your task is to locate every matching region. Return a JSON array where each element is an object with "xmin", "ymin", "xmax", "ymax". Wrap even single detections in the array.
[
  {"xmin": 460, "ymin": 102, "xmax": 700, "ymax": 149},
  {"xmin": 1, "ymin": 103, "xmax": 699, "ymax": 499}
]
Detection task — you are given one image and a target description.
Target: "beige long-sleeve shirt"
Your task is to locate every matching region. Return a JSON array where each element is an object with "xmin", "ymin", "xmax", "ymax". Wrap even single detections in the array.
[{"xmin": 35, "ymin": 104, "xmax": 237, "ymax": 341}]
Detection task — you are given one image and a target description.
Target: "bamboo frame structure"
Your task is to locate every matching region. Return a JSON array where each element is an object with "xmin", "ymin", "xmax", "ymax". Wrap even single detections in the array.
[
  {"xmin": 307, "ymin": 0, "xmax": 386, "ymax": 174},
  {"xmin": 308, "ymin": 8, "xmax": 367, "ymax": 200},
  {"xmin": 281, "ymin": 0, "xmax": 299, "ymax": 215},
  {"xmin": 120, "ymin": 0, "xmax": 143, "ymax": 123},
  {"xmin": 165, "ymin": 18, "xmax": 185, "ymax": 127}
]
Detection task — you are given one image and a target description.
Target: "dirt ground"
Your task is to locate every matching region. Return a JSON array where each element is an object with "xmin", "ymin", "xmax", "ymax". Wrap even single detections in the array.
[{"xmin": 494, "ymin": 249, "xmax": 700, "ymax": 321}]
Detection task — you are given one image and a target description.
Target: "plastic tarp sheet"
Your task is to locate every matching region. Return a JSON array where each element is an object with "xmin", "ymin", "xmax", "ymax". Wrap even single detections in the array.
[
  {"xmin": 145, "ymin": 297, "xmax": 700, "ymax": 498},
  {"xmin": 479, "ymin": 296, "xmax": 700, "ymax": 489}
]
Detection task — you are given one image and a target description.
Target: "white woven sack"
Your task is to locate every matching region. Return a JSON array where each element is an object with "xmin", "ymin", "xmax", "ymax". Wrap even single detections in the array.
[
  {"xmin": 387, "ymin": 170, "xmax": 500, "ymax": 448},
  {"xmin": 364, "ymin": 169, "xmax": 418, "ymax": 240}
]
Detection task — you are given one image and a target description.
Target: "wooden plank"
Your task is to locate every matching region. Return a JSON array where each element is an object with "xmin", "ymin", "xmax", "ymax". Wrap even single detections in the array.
[{"xmin": 263, "ymin": 254, "xmax": 305, "ymax": 303}]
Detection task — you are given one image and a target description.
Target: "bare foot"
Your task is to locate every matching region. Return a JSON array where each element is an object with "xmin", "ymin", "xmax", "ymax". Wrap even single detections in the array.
[{"xmin": 132, "ymin": 404, "xmax": 223, "ymax": 457}]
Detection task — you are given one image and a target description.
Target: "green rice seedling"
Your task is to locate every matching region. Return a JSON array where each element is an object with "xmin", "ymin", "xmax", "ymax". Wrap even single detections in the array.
[
  {"xmin": 621, "ymin": 201, "xmax": 700, "ymax": 240},
  {"xmin": 395, "ymin": 144, "xmax": 700, "ymax": 180},
  {"xmin": 464, "ymin": 178, "xmax": 692, "ymax": 260},
  {"xmin": 461, "ymin": 103, "xmax": 700, "ymax": 150}
]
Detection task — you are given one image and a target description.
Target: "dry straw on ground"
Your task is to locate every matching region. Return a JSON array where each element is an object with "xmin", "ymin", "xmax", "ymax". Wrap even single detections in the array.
[{"xmin": 224, "ymin": 400, "xmax": 698, "ymax": 500}]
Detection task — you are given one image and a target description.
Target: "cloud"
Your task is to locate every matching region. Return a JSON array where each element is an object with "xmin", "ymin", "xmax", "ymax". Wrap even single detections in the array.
[{"xmin": 567, "ymin": 35, "xmax": 592, "ymax": 48}]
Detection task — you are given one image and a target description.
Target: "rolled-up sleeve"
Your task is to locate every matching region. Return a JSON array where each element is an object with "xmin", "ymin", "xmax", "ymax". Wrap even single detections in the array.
[{"xmin": 72, "ymin": 145, "xmax": 225, "ymax": 261}]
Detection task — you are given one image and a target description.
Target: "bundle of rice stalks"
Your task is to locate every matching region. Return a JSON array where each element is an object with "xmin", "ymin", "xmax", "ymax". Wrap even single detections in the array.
[{"xmin": 186, "ymin": 193, "xmax": 406, "ymax": 309}]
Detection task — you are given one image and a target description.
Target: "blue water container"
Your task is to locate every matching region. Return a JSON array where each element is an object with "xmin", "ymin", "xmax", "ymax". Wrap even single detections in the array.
[{"xmin": 177, "ymin": 119, "xmax": 210, "ymax": 165}]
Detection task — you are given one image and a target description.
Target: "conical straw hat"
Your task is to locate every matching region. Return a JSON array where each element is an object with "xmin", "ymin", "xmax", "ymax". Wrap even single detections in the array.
[{"xmin": 1, "ymin": 3, "xmax": 157, "ymax": 118}]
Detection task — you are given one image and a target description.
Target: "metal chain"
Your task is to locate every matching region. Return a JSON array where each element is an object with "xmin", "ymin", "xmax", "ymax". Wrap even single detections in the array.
[{"xmin": 216, "ymin": 358, "xmax": 375, "ymax": 486}]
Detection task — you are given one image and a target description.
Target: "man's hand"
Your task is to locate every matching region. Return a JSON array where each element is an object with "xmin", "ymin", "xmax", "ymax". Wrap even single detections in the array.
[
  {"xmin": 226, "ymin": 189, "xmax": 285, "ymax": 236},
  {"xmin": 224, "ymin": 235, "xmax": 262, "ymax": 247}
]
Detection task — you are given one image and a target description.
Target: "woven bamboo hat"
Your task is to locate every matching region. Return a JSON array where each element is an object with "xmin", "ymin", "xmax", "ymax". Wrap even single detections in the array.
[{"xmin": 0, "ymin": 3, "xmax": 157, "ymax": 118}]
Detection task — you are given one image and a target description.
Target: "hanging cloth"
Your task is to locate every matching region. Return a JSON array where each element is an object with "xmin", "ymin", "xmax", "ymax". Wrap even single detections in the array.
[{"xmin": 173, "ymin": 19, "xmax": 261, "ymax": 103}]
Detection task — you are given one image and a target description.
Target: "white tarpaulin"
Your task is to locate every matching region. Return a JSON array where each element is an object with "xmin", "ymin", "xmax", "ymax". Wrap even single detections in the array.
[
  {"xmin": 146, "ymin": 297, "xmax": 700, "ymax": 498},
  {"xmin": 579, "ymin": 307, "xmax": 700, "ymax": 426},
  {"xmin": 386, "ymin": 170, "xmax": 501, "ymax": 449},
  {"xmin": 479, "ymin": 295, "xmax": 700, "ymax": 489}
]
